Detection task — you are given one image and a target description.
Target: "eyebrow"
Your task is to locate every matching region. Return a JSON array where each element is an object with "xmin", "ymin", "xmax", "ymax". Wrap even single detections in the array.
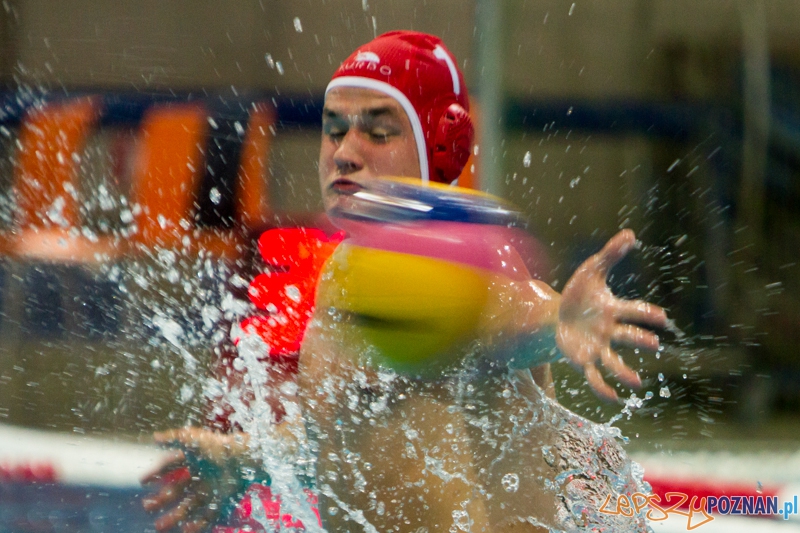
[{"xmin": 322, "ymin": 106, "xmax": 399, "ymax": 120}]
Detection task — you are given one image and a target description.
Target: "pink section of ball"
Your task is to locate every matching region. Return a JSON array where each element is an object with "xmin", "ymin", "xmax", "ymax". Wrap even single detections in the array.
[{"xmin": 342, "ymin": 219, "xmax": 535, "ymax": 281}]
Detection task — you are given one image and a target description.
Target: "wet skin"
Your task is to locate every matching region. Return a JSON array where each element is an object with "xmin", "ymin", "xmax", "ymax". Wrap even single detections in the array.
[
  {"xmin": 311, "ymin": 87, "xmax": 501, "ymax": 530},
  {"xmin": 319, "ymin": 87, "xmax": 421, "ymax": 213},
  {"xmin": 302, "ymin": 88, "xmax": 666, "ymax": 531},
  {"xmin": 309, "ymin": 89, "xmax": 666, "ymax": 531},
  {"xmin": 142, "ymin": 87, "xmax": 667, "ymax": 532},
  {"xmin": 298, "ymin": 227, "xmax": 664, "ymax": 531}
]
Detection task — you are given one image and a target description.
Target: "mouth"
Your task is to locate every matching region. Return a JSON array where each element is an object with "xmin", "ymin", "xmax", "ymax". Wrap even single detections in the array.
[{"xmin": 329, "ymin": 178, "xmax": 365, "ymax": 195}]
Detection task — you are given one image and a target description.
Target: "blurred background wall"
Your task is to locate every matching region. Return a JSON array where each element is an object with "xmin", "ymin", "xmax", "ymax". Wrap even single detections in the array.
[{"xmin": 0, "ymin": 0, "xmax": 798, "ymax": 443}]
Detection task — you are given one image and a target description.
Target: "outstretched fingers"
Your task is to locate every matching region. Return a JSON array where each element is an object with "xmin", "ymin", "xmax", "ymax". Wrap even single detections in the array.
[
  {"xmin": 153, "ymin": 427, "xmax": 248, "ymax": 463},
  {"xmin": 142, "ymin": 467, "xmax": 192, "ymax": 512},
  {"xmin": 584, "ymin": 363, "xmax": 619, "ymax": 402},
  {"xmin": 180, "ymin": 517, "xmax": 211, "ymax": 533},
  {"xmin": 592, "ymin": 229, "xmax": 637, "ymax": 274},
  {"xmin": 600, "ymin": 347, "xmax": 641, "ymax": 389},
  {"xmin": 612, "ymin": 323, "xmax": 660, "ymax": 352},
  {"xmin": 618, "ymin": 299, "xmax": 668, "ymax": 328},
  {"xmin": 153, "ymin": 428, "xmax": 198, "ymax": 449},
  {"xmin": 141, "ymin": 450, "xmax": 187, "ymax": 485},
  {"xmin": 582, "ymin": 345, "xmax": 642, "ymax": 403},
  {"xmin": 154, "ymin": 494, "xmax": 200, "ymax": 532},
  {"xmin": 181, "ymin": 503, "xmax": 226, "ymax": 533}
]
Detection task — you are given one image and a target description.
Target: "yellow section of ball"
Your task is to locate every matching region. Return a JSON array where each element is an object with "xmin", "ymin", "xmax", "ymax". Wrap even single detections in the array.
[{"xmin": 318, "ymin": 243, "xmax": 491, "ymax": 375}]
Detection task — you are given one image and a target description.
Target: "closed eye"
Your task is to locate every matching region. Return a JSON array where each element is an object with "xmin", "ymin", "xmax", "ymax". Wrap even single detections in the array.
[
  {"xmin": 364, "ymin": 123, "xmax": 401, "ymax": 144},
  {"xmin": 368, "ymin": 131, "xmax": 390, "ymax": 143},
  {"xmin": 323, "ymin": 114, "xmax": 349, "ymax": 141}
]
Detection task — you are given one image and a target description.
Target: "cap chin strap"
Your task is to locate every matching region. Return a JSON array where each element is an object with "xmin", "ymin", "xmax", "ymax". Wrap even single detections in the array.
[{"xmin": 326, "ymin": 76, "xmax": 430, "ymax": 184}]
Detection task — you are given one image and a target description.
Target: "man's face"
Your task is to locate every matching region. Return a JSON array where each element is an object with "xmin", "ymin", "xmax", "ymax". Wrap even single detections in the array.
[{"xmin": 319, "ymin": 87, "xmax": 421, "ymax": 212}]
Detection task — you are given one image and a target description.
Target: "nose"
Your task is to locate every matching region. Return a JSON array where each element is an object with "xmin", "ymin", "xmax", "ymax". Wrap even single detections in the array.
[{"xmin": 333, "ymin": 129, "xmax": 365, "ymax": 176}]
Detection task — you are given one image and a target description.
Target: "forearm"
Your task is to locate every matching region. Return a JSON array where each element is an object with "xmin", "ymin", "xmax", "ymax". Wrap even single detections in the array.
[
  {"xmin": 516, "ymin": 279, "xmax": 561, "ymax": 333},
  {"xmin": 479, "ymin": 277, "xmax": 561, "ymax": 339},
  {"xmin": 473, "ymin": 276, "xmax": 564, "ymax": 372}
]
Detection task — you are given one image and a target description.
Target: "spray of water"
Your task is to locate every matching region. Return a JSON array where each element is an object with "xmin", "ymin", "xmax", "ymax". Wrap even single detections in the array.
[{"xmin": 210, "ymin": 329, "xmax": 324, "ymax": 532}]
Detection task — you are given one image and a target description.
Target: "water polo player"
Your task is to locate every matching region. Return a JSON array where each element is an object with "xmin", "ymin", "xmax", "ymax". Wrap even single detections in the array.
[{"xmin": 144, "ymin": 31, "xmax": 666, "ymax": 532}]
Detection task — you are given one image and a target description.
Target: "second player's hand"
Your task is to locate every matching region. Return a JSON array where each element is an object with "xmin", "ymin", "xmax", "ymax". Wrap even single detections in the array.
[
  {"xmin": 141, "ymin": 427, "xmax": 250, "ymax": 533},
  {"xmin": 556, "ymin": 229, "xmax": 668, "ymax": 402}
]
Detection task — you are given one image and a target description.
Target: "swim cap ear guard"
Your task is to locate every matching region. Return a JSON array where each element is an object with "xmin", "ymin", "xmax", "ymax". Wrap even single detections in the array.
[{"xmin": 431, "ymin": 102, "xmax": 474, "ymax": 184}]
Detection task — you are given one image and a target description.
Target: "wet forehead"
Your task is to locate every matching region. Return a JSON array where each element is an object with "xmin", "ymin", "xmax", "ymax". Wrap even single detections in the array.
[{"xmin": 323, "ymin": 87, "xmax": 409, "ymax": 121}]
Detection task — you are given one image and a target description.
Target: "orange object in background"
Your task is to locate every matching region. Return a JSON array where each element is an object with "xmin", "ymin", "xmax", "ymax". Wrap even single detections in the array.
[
  {"xmin": 5, "ymin": 97, "xmax": 120, "ymax": 263},
  {"xmin": 128, "ymin": 103, "xmax": 209, "ymax": 251},
  {"xmin": 127, "ymin": 102, "xmax": 278, "ymax": 259},
  {"xmin": 15, "ymin": 97, "xmax": 99, "ymax": 229},
  {"xmin": 1, "ymin": 95, "xmax": 281, "ymax": 266},
  {"xmin": 237, "ymin": 104, "xmax": 275, "ymax": 230}
]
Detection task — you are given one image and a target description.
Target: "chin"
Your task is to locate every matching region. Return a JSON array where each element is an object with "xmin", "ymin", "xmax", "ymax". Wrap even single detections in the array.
[{"xmin": 323, "ymin": 193, "xmax": 345, "ymax": 214}]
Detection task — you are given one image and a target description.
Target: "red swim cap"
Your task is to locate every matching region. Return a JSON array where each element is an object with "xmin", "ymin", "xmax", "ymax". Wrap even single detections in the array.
[{"xmin": 327, "ymin": 31, "xmax": 473, "ymax": 185}]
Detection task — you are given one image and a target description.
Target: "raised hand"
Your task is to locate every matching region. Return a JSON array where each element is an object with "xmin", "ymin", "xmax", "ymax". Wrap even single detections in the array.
[
  {"xmin": 556, "ymin": 229, "xmax": 668, "ymax": 402},
  {"xmin": 141, "ymin": 427, "xmax": 251, "ymax": 532}
]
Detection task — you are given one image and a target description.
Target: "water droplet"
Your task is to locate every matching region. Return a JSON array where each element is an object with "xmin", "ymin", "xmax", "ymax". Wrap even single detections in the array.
[
  {"xmin": 667, "ymin": 158, "xmax": 681, "ymax": 172},
  {"xmin": 207, "ymin": 117, "xmax": 219, "ymax": 129},
  {"xmin": 658, "ymin": 372, "xmax": 664, "ymax": 381},
  {"xmin": 659, "ymin": 386, "xmax": 671, "ymax": 398},
  {"xmin": 285, "ymin": 285, "xmax": 301, "ymax": 303},
  {"xmin": 265, "ymin": 53, "xmax": 275, "ymax": 68},
  {"xmin": 569, "ymin": 176, "xmax": 580, "ymax": 188},
  {"xmin": 166, "ymin": 268, "xmax": 180, "ymax": 284},
  {"xmin": 523, "ymin": 151, "xmax": 532, "ymax": 168},
  {"xmin": 567, "ymin": 106, "xmax": 573, "ymax": 115},
  {"xmin": 293, "ymin": 17, "xmax": 303, "ymax": 32},
  {"xmin": 645, "ymin": 391, "xmax": 654, "ymax": 400},
  {"xmin": 542, "ymin": 446, "xmax": 556, "ymax": 467},
  {"xmin": 451, "ymin": 510, "xmax": 471, "ymax": 531},
  {"xmin": 569, "ymin": 3, "xmax": 576, "ymax": 15},
  {"xmin": 209, "ymin": 187, "xmax": 221, "ymax": 205},
  {"xmin": 276, "ymin": 61, "xmax": 284, "ymax": 75},
  {"xmin": 502, "ymin": 472, "xmax": 520, "ymax": 492},
  {"xmin": 179, "ymin": 383, "xmax": 194, "ymax": 403}
]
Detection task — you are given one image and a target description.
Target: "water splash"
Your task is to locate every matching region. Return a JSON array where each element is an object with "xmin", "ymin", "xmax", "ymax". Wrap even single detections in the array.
[
  {"xmin": 216, "ymin": 331, "xmax": 324, "ymax": 533},
  {"xmin": 300, "ymin": 341, "xmax": 651, "ymax": 532},
  {"xmin": 152, "ymin": 312, "xmax": 198, "ymax": 375}
]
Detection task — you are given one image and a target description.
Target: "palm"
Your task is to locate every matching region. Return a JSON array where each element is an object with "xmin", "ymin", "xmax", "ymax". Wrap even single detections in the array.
[{"xmin": 556, "ymin": 230, "xmax": 667, "ymax": 401}]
